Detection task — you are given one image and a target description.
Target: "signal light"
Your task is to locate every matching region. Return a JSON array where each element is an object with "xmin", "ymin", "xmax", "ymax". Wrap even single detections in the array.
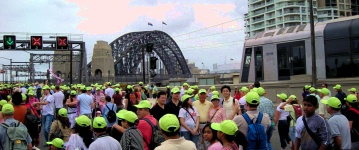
[
  {"xmin": 3, "ymin": 35, "xmax": 16, "ymax": 49},
  {"xmin": 150, "ymin": 57, "xmax": 158, "ymax": 69},
  {"xmin": 56, "ymin": 36, "xmax": 68, "ymax": 49},
  {"xmin": 31, "ymin": 36, "xmax": 43, "ymax": 49}
]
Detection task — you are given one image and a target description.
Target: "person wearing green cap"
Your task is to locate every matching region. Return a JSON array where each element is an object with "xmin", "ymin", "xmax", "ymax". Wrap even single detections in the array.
[
  {"xmin": 47, "ymin": 138, "xmax": 64, "ymax": 150},
  {"xmin": 105, "ymin": 82, "xmax": 115, "ymax": 98},
  {"xmin": 322, "ymin": 97, "xmax": 352, "ymax": 149},
  {"xmin": 180, "ymin": 83, "xmax": 189, "ymax": 100},
  {"xmin": 32, "ymin": 85, "xmax": 55, "ymax": 143},
  {"xmin": 65, "ymin": 115, "xmax": 93, "ymax": 149},
  {"xmin": 344, "ymin": 94, "xmax": 359, "ymax": 147},
  {"xmin": 302, "ymin": 85, "xmax": 311, "ymax": 100},
  {"xmin": 211, "ymin": 120, "xmax": 246, "ymax": 150},
  {"xmin": 150, "ymin": 91, "xmax": 168, "ymax": 121},
  {"xmin": 53, "ymin": 85, "xmax": 65, "ymax": 116},
  {"xmin": 75, "ymin": 86, "xmax": 94, "ymax": 119},
  {"xmin": 208, "ymin": 95, "xmax": 226, "ymax": 123},
  {"xmin": 65, "ymin": 90, "xmax": 79, "ymax": 128},
  {"xmin": 118, "ymin": 111, "xmax": 144, "ymax": 150},
  {"xmin": 0, "ymin": 100, "xmax": 7, "ymax": 123},
  {"xmin": 155, "ymin": 114, "xmax": 196, "ymax": 150},
  {"xmin": 274, "ymin": 93, "xmax": 292, "ymax": 149},
  {"xmin": 164, "ymin": 87, "xmax": 182, "ymax": 117},
  {"xmin": 49, "ymin": 108, "xmax": 71, "ymax": 143},
  {"xmin": 178, "ymin": 94, "xmax": 200, "ymax": 148},
  {"xmin": 0, "ymin": 103, "xmax": 33, "ymax": 149},
  {"xmin": 88, "ymin": 117, "xmax": 122, "ymax": 150},
  {"xmin": 207, "ymin": 85, "xmax": 216, "ymax": 101},
  {"xmin": 238, "ymin": 86, "xmax": 249, "ymax": 114},
  {"xmin": 231, "ymin": 92, "xmax": 270, "ymax": 149},
  {"xmin": 333, "ymin": 84, "xmax": 348, "ymax": 114},
  {"xmin": 317, "ymin": 88, "xmax": 331, "ymax": 120}
]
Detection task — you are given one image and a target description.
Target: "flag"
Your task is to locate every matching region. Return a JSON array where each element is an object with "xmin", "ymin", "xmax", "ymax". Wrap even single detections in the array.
[
  {"xmin": 162, "ymin": 21, "xmax": 167, "ymax": 25},
  {"xmin": 148, "ymin": 22, "xmax": 153, "ymax": 26}
]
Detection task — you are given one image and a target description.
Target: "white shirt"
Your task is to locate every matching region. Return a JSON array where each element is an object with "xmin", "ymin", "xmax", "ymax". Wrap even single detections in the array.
[
  {"xmin": 105, "ymin": 88, "xmax": 115, "ymax": 98},
  {"xmin": 277, "ymin": 102, "xmax": 289, "ymax": 120},
  {"xmin": 21, "ymin": 87, "xmax": 27, "ymax": 94},
  {"xmin": 53, "ymin": 91, "xmax": 65, "ymax": 108},
  {"xmin": 42, "ymin": 94, "xmax": 55, "ymax": 115},
  {"xmin": 239, "ymin": 96, "xmax": 247, "ymax": 105},
  {"xmin": 89, "ymin": 136, "xmax": 122, "ymax": 150},
  {"xmin": 65, "ymin": 134, "xmax": 88, "ymax": 150}
]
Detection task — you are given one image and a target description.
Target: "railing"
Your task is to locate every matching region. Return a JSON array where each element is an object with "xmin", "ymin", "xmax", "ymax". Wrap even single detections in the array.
[
  {"xmin": 252, "ymin": 18, "xmax": 265, "ymax": 23},
  {"xmin": 276, "ymin": 3, "xmax": 305, "ymax": 9}
]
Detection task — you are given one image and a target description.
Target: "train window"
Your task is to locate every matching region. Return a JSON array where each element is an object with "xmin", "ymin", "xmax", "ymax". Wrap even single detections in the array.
[
  {"xmin": 241, "ymin": 48, "xmax": 252, "ymax": 82},
  {"xmin": 325, "ymin": 38, "xmax": 350, "ymax": 55},
  {"xmin": 277, "ymin": 41, "xmax": 306, "ymax": 80}
]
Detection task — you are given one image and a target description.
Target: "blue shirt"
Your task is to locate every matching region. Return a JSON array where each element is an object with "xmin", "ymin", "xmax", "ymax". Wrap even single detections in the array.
[
  {"xmin": 102, "ymin": 103, "xmax": 118, "ymax": 127},
  {"xmin": 77, "ymin": 93, "xmax": 93, "ymax": 115},
  {"xmin": 0, "ymin": 118, "xmax": 32, "ymax": 148}
]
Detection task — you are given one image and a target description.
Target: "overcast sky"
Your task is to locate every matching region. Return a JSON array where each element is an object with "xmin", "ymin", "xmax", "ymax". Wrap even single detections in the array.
[{"xmin": 0, "ymin": 0, "xmax": 247, "ymax": 77}]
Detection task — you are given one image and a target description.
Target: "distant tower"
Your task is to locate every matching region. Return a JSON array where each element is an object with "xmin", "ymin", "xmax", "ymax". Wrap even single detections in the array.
[
  {"xmin": 53, "ymin": 51, "xmax": 79, "ymax": 81},
  {"xmin": 91, "ymin": 41, "xmax": 114, "ymax": 81}
]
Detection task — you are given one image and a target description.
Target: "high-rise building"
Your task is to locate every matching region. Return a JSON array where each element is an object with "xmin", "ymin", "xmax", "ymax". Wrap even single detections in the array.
[{"xmin": 245, "ymin": 0, "xmax": 358, "ymax": 38}]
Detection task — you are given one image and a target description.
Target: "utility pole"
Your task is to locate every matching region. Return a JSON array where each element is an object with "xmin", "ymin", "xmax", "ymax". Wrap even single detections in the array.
[
  {"xmin": 309, "ymin": 0, "xmax": 317, "ymax": 87},
  {"xmin": 70, "ymin": 50, "xmax": 73, "ymax": 85}
]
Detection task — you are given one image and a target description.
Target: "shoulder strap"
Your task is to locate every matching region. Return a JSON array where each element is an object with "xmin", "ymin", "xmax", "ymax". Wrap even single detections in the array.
[
  {"xmin": 242, "ymin": 113, "xmax": 252, "ymax": 125},
  {"xmin": 210, "ymin": 109, "xmax": 219, "ymax": 122},
  {"xmin": 256, "ymin": 112, "xmax": 263, "ymax": 123},
  {"xmin": 349, "ymin": 108, "xmax": 359, "ymax": 115},
  {"xmin": 302, "ymin": 116, "xmax": 321, "ymax": 146},
  {"xmin": 105, "ymin": 104, "xmax": 111, "ymax": 110},
  {"xmin": 142, "ymin": 118, "xmax": 155, "ymax": 147},
  {"xmin": 0, "ymin": 123, "xmax": 9, "ymax": 128},
  {"xmin": 184, "ymin": 109, "xmax": 197, "ymax": 124},
  {"xmin": 142, "ymin": 118, "xmax": 156, "ymax": 128}
]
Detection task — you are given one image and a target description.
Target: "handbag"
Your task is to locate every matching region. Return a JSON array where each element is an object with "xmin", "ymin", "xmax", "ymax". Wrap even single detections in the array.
[{"xmin": 49, "ymin": 120, "xmax": 64, "ymax": 141}]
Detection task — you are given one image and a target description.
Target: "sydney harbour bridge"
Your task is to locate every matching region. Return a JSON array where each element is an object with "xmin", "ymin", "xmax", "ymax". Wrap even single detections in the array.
[{"xmin": 87, "ymin": 30, "xmax": 192, "ymax": 83}]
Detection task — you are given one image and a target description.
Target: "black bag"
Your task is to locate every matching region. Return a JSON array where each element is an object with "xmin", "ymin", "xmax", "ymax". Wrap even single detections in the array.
[
  {"xmin": 49, "ymin": 120, "xmax": 64, "ymax": 141},
  {"xmin": 105, "ymin": 104, "xmax": 116, "ymax": 123},
  {"xmin": 24, "ymin": 108, "xmax": 40, "ymax": 137}
]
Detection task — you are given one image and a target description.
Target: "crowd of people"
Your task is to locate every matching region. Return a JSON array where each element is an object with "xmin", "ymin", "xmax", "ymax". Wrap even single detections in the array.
[{"xmin": 0, "ymin": 81, "xmax": 358, "ymax": 150}]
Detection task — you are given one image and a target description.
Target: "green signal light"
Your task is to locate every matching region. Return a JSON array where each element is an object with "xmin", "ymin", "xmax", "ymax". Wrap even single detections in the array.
[{"xmin": 6, "ymin": 37, "xmax": 14, "ymax": 45}]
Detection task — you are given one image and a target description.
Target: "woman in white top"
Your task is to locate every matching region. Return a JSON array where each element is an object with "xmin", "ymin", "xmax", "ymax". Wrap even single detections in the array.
[
  {"xmin": 178, "ymin": 94, "xmax": 200, "ymax": 148},
  {"xmin": 65, "ymin": 115, "xmax": 93, "ymax": 150},
  {"xmin": 274, "ymin": 93, "xmax": 291, "ymax": 150}
]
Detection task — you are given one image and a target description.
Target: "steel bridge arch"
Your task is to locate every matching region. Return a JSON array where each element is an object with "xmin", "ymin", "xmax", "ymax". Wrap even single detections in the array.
[{"xmin": 109, "ymin": 30, "xmax": 191, "ymax": 77}]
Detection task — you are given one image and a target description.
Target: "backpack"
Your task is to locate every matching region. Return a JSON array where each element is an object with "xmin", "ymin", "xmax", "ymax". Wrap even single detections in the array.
[
  {"xmin": 242, "ymin": 112, "xmax": 267, "ymax": 150},
  {"xmin": 49, "ymin": 120, "xmax": 64, "ymax": 141},
  {"xmin": 142, "ymin": 118, "xmax": 165, "ymax": 150},
  {"xmin": 24, "ymin": 108, "xmax": 40, "ymax": 137},
  {"xmin": 0, "ymin": 121, "xmax": 28, "ymax": 150},
  {"xmin": 292, "ymin": 104, "xmax": 302, "ymax": 121},
  {"xmin": 105, "ymin": 104, "xmax": 117, "ymax": 123}
]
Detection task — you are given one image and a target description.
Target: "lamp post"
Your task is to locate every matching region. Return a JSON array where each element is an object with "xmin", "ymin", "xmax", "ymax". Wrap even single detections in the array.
[{"xmin": 309, "ymin": 0, "xmax": 317, "ymax": 87}]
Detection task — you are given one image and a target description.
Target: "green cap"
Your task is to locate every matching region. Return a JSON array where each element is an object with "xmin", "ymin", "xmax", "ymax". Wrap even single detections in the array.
[
  {"xmin": 96, "ymin": 87, "xmax": 101, "ymax": 91},
  {"xmin": 309, "ymin": 87, "xmax": 317, "ymax": 92},
  {"xmin": 51, "ymin": 85, "xmax": 55, "ymax": 89},
  {"xmin": 348, "ymin": 88, "xmax": 357, "ymax": 92},
  {"xmin": 181, "ymin": 94, "xmax": 192, "ymax": 102},
  {"xmin": 195, "ymin": 94, "xmax": 199, "ymax": 100},
  {"xmin": 322, "ymin": 97, "xmax": 342, "ymax": 109},
  {"xmin": 134, "ymin": 100, "xmax": 152, "ymax": 109},
  {"xmin": 166, "ymin": 85, "xmax": 170, "ymax": 89},
  {"xmin": 70, "ymin": 90, "xmax": 77, "ymax": 96},
  {"xmin": 107, "ymin": 82, "xmax": 111, "ymax": 86},
  {"xmin": 317, "ymin": 88, "xmax": 330, "ymax": 95},
  {"xmin": 159, "ymin": 114, "xmax": 180, "ymax": 132},
  {"xmin": 1, "ymin": 104, "xmax": 14, "ymax": 114},
  {"xmin": 21, "ymin": 93, "xmax": 26, "ymax": 101},
  {"xmin": 304, "ymin": 85, "xmax": 311, "ymax": 90},
  {"xmin": 7, "ymin": 95, "xmax": 11, "ymax": 100},
  {"xmin": 345, "ymin": 94, "xmax": 358, "ymax": 103},
  {"xmin": 192, "ymin": 85, "xmax": 199, "ymax": 90},
  {"xmin": 28, "ymin": 91, "xmax": 35, "ymax": 96},
  {"xmin": 212, "ymin": 91, "xmax": 219, "ymax": 96},
  {"xmin": 115, "ymin": 88, "xmax": 120, "ymax": 92},
  {"xmin": 276, "ymin": 93, "xmax": 288, "ymax": 100},
  {"xmin": 139, "ymin": 82, "xmax": 143, "ymax": 85},
  {"xmin": 86, "ymin": 87, "xmax": 92, "ymax": 91},
  {"xmin": 257, "ymin": 87, "xmax": 265, "ymax": 96},
  {"xmin": 198, "ymin": 89, "xmax": 207, "ymax": 94},
  {"xmin": 46, "ymin": 138, "xmax": 64, "ymax": 148},
  {"xmin": 0, "ymin": 100, "xmax": 7, "ymax": 106},
  {"xmin": 245, "ymin": 92, "xmax": 260, "ymax": 105},
  {"xmin": 211, "ymin": 120, "xmax": 238, "ymax": 136},
  {"xmin": 123, "ymin": 111, "xmax": 138, "ymax": 123},
  {"xmin": 93, "ymin": 117, "xmax": 107, "ymax": 128},
  {"xmin": 288, "ymin": 95, "xmax": 297, "ymax": 101},
  {"xmin": 171, "ymin": 88, "xmax": 180, "ymax": 94},
  {"xmin": 43, "ymin": 85, "xmax": 51, "ymax": 90},
  {"xmin": 333, "ymin": 84, "xmax": 341, "ymax": 90},
  {"xmin": 116, "ymin": 109, "xmax": 128, "ymax": 120},
  {"xmin": 58, "ymin": 108, "xmax": 67, "ymax": 117},
  {"xmin": 241, "ymin": 87, "xmax": 249, "ymax": 92},
  {"xmin": 185, "ymin": 88, "xmax": 194, "ymax": 95},
  {"xmin": 250, "ymin": 87, "xmax": 258, "ymax": 93},
  {"xmin": 183, "ymin": 83, "xmax": 189, "ymax": 87},
  {"xmin": 75, "ymin": 115, "xmax": 91, "ymax": 127},
  {"xmin": 211, "ymin": 95, "xmax": 220, "ymax": 101},
  {"xmin": 210, "ymin": 86, "xmax": 216, "ymax": 90}
]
